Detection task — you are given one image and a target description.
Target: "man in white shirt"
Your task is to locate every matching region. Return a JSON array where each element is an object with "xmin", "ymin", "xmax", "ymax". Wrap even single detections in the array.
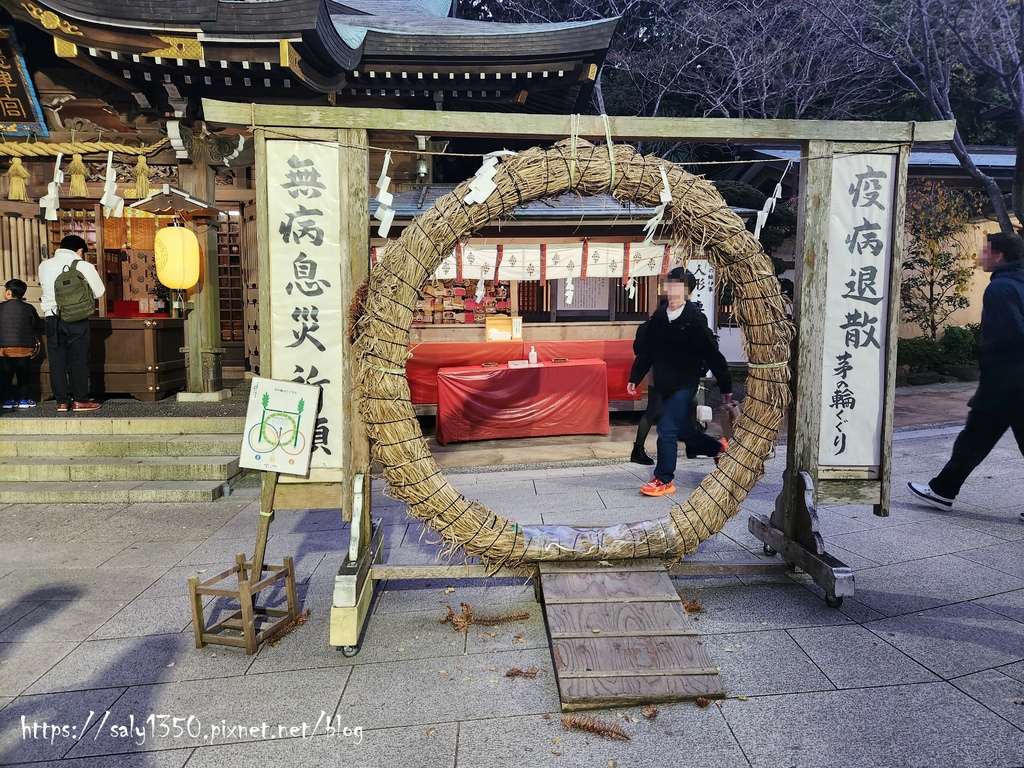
[{"xmin": 38, "ymin": 235, "xmax": 105, "ymax": 411}]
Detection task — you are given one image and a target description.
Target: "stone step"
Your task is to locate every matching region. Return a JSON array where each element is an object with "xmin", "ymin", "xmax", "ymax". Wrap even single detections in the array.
[
  {"xmin": 0, "ymin": 416, "xmax": 245, "ymax": 436},
  {"xmin": 0, "ymin": 480, "xmax": 227, "ymax": 504},
  {"xmin": 0, "ymin": 456, "xmax": 241, "ymax": 482},
  {"xmin": 0, "ymin": 434, "xmax": 242, "ymax": 458}
]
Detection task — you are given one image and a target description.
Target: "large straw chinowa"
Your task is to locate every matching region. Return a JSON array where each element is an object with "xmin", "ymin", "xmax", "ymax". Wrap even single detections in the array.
[{"xmin": 350, "ymin": 139, "xmax": 794, "ymax": 573}]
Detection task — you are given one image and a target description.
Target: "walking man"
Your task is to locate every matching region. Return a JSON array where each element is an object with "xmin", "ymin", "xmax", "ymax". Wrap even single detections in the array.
[
  {"xmin": 909, "ymin": 231, "xmax": 1024, "ymax": 520},
  {"xmin": 627, "ymin": 267, "xmax": 733, "ymax": 497},
  {"xmin": 39, "ymin": 235, "xmax": 105, "ymax": 412}
]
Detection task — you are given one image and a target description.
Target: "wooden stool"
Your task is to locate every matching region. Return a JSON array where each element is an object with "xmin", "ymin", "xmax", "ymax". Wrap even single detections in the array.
[{"xmin": 188, "ymin": 554, "xmax": 298, "ymax": 655}]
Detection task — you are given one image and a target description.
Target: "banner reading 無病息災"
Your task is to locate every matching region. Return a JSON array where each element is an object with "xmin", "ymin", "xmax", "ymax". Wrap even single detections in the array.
[
  {"xmin": 266, "ymin": 140, "xmax": 344, "ymax": 469},
  {"xmin": 817, "ymin": 153, "xmax": 897, "ymax": 469}
]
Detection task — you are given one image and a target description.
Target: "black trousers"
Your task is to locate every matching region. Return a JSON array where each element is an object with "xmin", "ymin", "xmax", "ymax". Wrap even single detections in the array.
[
  {"xmin": 0, "ymin": 356, "xmax": 31, "ymax": 401},
  {"xmin": 45, "ymin": 315, "xmax": 92, "ymax": 404},
  {"xmin": 930, "ymin": 404, "xmax": 1024, "ymax": 499}
]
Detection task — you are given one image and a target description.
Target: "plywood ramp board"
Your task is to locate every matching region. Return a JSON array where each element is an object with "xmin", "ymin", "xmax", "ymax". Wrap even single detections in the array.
[{"xmin": 539, "ymin": 559, "xmax": 724, "ymax": 711}]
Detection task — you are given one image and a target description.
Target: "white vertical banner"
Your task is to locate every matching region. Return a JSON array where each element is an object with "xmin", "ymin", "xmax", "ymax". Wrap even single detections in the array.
[
  {"xmin": 266, "ymin": 140, "xmax": 344, "ymax": 469},
  {"xmin": 687, "ymin": 259, "xmax": 716, "ymax": 330},
  {"xmin": 818, "ymin": 153, "xmax": 897, "ymax": 468}
]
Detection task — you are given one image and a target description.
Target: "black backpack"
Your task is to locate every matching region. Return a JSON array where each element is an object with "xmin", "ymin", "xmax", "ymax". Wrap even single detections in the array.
[{"xmin": 54, "ymin": 261, "xmax": 95, "ymax": 323}]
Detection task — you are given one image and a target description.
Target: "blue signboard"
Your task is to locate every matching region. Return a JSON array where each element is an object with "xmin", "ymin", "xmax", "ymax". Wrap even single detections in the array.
[{"xmin": 0, "ymin": 27, "xmax": 49, "ymax": 136}]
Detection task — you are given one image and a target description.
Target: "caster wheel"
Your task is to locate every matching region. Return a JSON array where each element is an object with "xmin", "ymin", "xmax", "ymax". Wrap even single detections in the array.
[
  {"xmin": 824, "ymin": 593, "xmax": 843, "ymax": 608},
  {"xmin": 763, "ymin": 544, "xmax": 777, "ymax": 557},
  {"xmin": 341, "ymin": 645, "xmax": 360, "ymax": 657}
]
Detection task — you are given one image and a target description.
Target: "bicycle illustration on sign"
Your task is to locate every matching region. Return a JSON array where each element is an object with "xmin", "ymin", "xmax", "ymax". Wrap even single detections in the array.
[
  {"xmin": 239, "ymin": 377, "xmax": 319, "ymax": 476},
  {"xmin": 247, "ymin": 392, "xmax": 307, "ymax": 457}
]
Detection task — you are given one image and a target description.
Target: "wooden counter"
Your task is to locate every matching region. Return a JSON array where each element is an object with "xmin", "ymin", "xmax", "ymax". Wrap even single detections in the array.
[{"xmin": 40, "ymin": 317, "xmax": 186, "ymax": 402}]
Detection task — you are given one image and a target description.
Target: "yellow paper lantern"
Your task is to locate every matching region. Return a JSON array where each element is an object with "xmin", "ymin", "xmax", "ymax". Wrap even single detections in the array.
[{"xmin": 154, "ymin": 226, "xmax": 200, "ymax": 290}]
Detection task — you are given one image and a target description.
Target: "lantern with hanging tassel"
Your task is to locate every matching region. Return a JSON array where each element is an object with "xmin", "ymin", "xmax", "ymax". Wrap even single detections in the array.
[
  {"xmin": 66, "ymin": 153, "xmax": 88, "ymax": 197},
  {"xmin": 154, "ymin": 225, "xmax": 200, "ymax": 290},
  {"xmin": 133, "ymin": 154, "xmax": 151, "ymax": 199},
  {"xmin": 5, "ymin": 157, "xmax": 28, "ymax": 201}
]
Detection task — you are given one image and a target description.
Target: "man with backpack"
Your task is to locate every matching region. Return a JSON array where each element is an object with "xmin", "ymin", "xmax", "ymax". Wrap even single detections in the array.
[{"xmin": 38, "ymin": 235, "xmax": 105, "ymax": 412}]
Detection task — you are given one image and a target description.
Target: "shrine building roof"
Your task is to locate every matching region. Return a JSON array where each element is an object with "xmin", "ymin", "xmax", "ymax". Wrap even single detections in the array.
[{"xmin": 3, "ymin": 0, "xmax": 616, "ymax": 116}]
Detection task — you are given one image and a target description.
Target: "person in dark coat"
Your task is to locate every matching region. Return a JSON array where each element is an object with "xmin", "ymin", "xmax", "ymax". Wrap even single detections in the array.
[
  {"xmin": 627, "ymin": 267, "xmax": 733, "ymax": 497},
  {"xmin": 630, "ymin": 298, "xmax": 703, "ymax": 465},
  {"xmin": 909, "ymin": 231, "xmax": 1024, "ymax": 521},
  {"xmin": 0, "ymin": 278, "xmax": 41, "ymax": 408}
]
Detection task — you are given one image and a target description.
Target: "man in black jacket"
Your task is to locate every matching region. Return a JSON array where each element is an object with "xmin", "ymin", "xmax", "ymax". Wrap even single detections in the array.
[
  {"xmin": 627, "ymin": 268, "xmax": 734, "ymax": 497},
  {"xmin": 909, "ymin": 231, "xmax": 1024, "ymax": 521}
]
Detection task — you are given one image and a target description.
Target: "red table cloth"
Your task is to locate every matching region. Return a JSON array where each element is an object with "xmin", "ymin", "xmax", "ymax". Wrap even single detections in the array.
[{"xmin": 435, "ymin": 358, "xmax": 610, "ymax": 444}]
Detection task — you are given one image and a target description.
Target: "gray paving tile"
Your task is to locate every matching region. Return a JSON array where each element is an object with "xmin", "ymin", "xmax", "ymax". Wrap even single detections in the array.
[
  {"xmin": 0, "ymin": 598, "xmax": 43, "ymax": 633},
  {"xmin": 787, "ymin": 625, "xmax": 939, "ymax": 688},
  {"xmin": 137, "ymin": 564, "xmax": 242, "ymax": 600},
  {"xmin": 376, "ymin": 581, "xmax": 536, "ymax": 614},
  {"xmin": 0, "ymin": 503, "xmax": 121, "ymax": 543},
  {"xmin": 534, "ymin": 473, "xmax": 642, "ymax": 495},
  {"xmin": 0, "ymin": 568, "xmax": 167, "ymax": 606},
  {"xmin": 0, "ymin": 641, "xmax": 80, "ymax": 697},
  {"xmin": 850, "ymin": 554, "xmax": 1024, "ymax": 617},
  {"xmin": 0, "ymin": 540, "xmax": 130, "ymax": 570},
  {"xmin": 327, "ymin": 607, "xmax": 467, "ymax": 666},
  {"xmin": 65, "ymin": 667, "xmax": 351, "ymax": 758},
  {"xmin": 674, "ymin": 582, "xmax": 856, "ymax": 635},
  {"xmin": 595, "ymin": 486, "xmax": 677, "ymax": 511},
  {"xmin": 709, "ymin": 629, "xmax": 835, "ymax": 696},
  {"xmin": 951, "ymin": 669, "xmax": 1024, "ymax": 729},
  {"xmin": 975, "ymin": 588, "xmax": 1024, "ymax": 624},
  {"xmin": 263, "ymin": 508, "xmax": 349, "ymax": 534},
  {"xmin": 4, "ymin": 748, "xmax": 193, "ymax": 767},
  {"xmin": 830, "ymin": 519, "xmax": 1008, "ymax": 566},
  {"xmin": 938, "ymin": 504, "xmax": 1024, "ymax": 542},
  {"xmin": 456, "ymin": 708, "xmax": 747, "ymax": 768},
  {"xmin": 185, "ymin": 723, "xmax": 455, "ymax": 768},
  {"xmin": 721, "ymin": 682, "xmax": 1024, "ymax": 768},
  {"xmin": 0, "ymin": 688, "xmax": 126, "ymax": 763},
  {"xmin": 89, "ymin": 596, "xmax": 194, "ymax": 640},
  {"xmin": 67, "ymin": 502, "xmax": 247, "ymax": 543},
  {"xmin": 865, "ymin": 602, "xmax": 1024, "ymax": 678},
  {"xmin": 98, "ymin": 540, "xmax": 202, "ymax": 570},
  {"xmin": 338, "ymin": 647, "xmax": 557, "ymax": 728},
  {"xmin": 24, "ymin": 634, "xmax": 255, "ymax": 695},
  {"xmin": 956, "ymin": 539, "xmax": 1024, "ymax": 580},
  {"xmin": 1000, "ymin": 660, "xmax": 1024, "ymax": 684},
  {"xmin": 0, "ymin": 599, "xmax": 126, "ymax": 643},
  {"xmin": 463, "ymin": 601, "xmax": 546, "ymax": 655},
  {"xmin": 816, "ymin": 542, "xmax": 883, "ymax": 571}
]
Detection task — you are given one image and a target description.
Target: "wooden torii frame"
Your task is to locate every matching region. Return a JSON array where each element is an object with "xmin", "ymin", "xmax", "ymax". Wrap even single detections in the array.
[{"xmin": 203, "ymin": 99, "xmax": 954, "ymax": 642}]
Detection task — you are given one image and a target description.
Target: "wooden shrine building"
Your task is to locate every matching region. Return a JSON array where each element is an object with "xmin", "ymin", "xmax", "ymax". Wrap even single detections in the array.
[{"xmin": 0, "ymin": 0, "xmax": 618, "ymax": 392}]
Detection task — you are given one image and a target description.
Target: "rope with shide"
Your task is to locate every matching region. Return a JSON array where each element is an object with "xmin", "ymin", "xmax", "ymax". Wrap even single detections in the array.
[{"xmin": 349, "ymin": 138, "xmax": 794, "ymax": 572}]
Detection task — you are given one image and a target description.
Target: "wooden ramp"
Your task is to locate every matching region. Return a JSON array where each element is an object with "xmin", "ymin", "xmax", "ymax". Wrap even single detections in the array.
[{"xmin": 539, "ymin": 559, "xmax": 725, "ymax": 711}]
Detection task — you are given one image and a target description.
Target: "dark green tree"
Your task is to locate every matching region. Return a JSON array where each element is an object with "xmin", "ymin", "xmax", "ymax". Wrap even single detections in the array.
[{"xmin": 901, "ymin": 179, "xmax": 984, "ymax": 339}]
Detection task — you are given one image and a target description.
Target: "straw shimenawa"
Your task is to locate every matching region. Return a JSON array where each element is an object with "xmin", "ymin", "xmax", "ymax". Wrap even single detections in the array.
[{"xmin": 350, "ymin": 139, "xmax": 794, "ymax": 572}]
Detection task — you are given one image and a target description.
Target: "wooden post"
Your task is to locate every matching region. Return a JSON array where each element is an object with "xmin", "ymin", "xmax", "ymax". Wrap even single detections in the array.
[
  {"xmin": 772, "ymin": 140, "xmax": 833, "ymax": 540},
  {"xmin": 177, "ymin": 146, "xmax": 223, "ymax": 393}
]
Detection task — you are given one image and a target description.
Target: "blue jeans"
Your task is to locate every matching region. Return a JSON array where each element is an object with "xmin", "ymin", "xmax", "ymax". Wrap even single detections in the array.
[{"xmin": 654, "ymin": 386, "xmax": 723, "ymax": 484}]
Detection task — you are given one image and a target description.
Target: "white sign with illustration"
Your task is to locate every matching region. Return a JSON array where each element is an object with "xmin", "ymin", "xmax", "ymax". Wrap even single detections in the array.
[{"xmin": 240, "ymin": 377, "xmax": 320, "ymax": 476}]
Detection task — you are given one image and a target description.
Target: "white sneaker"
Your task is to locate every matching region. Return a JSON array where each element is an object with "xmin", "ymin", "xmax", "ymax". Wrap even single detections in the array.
[{"xmin": 908, "ymin": 482, "xmax": 954, "ymax": 510}]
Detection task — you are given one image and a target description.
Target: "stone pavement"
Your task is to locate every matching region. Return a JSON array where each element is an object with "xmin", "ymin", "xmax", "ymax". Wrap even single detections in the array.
[{"xmin": 1, "ymin": 381, "xmax": 1023, "ymax": 767}]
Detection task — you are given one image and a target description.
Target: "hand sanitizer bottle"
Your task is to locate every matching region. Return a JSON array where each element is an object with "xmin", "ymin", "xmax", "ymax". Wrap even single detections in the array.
[{"xmin": 528, "ymin": 345, "xmax": 538, "ymax": 365}]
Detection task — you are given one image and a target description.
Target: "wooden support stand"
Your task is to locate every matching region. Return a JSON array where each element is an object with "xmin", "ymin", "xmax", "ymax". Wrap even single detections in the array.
[
  {"xmin": 188, "ymin": 554, "xmax": 299, "ymax": 655},
  {"xmin": 748, "ymin": 471, "xmax": 855, "ymax": 607},
  {"xmin": 187, "ymin": 472, "xmax": 299, "ymax": 654}
]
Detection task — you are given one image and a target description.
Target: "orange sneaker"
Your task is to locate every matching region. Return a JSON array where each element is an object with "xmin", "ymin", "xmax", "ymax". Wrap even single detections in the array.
[
  {"xmin": 713, "ymin": 437, "xmax": 728, "ymax": 466},
  {"xmin": 640, "ymin": 478, "xmax": 676, "ymax": 497}
]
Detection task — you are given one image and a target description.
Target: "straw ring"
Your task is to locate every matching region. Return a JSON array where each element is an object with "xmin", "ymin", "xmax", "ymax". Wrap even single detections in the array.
[{"xmin": 350, "ymin": 139, "xmax": 795, "ymax": 569}]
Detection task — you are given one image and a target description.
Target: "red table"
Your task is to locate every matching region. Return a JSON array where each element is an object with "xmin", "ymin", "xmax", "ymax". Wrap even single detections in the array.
[{"xmin": 435, "ymin": 358, "xmax": 610, "ymax": 444}]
